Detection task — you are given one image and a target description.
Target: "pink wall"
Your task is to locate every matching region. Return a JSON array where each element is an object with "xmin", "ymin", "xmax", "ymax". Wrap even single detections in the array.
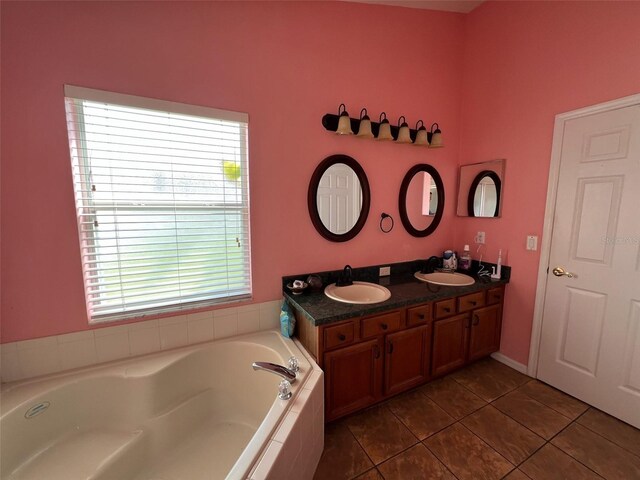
[
  {"xmin": 1, "ymin": 1, "xmax": 464, "ymax": 342},
  {"xmin": 457, "ymin": 1, "xmax": 640, "ymax": 364}
]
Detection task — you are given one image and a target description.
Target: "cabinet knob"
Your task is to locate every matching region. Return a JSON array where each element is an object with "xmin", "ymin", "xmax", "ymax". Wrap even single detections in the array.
[
  {"xmin": 338, "ymin": 334, "xmax": 346, "ymax": 341},
  {"xmin": 388, "ymin": 341, "xmax": 394, "ymax": 354},
  {"xmin": 418, "ymin": 313, "xmax": 425, "ymax": 320},
  {"xmin": 373, "ymin": 345, "xmax": 381, "ymax": 359},
  {"xmin": 473, "ymin": 315, "xmax": 480, "ymax": 326},
  {"xmin": 381, "ymin": 323, "xmax": 388, "ymax": 330},
  {"xmin": 470, "ymin": 301, "xmax": 477, "ymax": 306},
  {"xmin": 443, "ymin": 307, "xmax": 451, "ymax": 313}
]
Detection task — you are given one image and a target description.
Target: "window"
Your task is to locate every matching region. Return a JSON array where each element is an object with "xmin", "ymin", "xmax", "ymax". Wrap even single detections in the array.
[{"xmin": 64, "ymin": 86, "xmax": 251, "ymax": 323}]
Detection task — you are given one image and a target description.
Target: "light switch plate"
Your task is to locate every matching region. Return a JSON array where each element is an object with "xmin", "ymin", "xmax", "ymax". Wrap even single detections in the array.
[
  {"xmin": 379, "ymin": 266, "xmax": 391, "ymax": 277},
  {"xmin": 526, "ymin": 235, "xmax": 538, "ymax": 251}
]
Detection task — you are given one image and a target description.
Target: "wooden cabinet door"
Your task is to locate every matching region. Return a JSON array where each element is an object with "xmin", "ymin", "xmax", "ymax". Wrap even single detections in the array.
[
  {"xmin": 324, "ymin": 338, "xmax": 384, "ymax": 421},
  {"xmin": 384, "ymin": 325, "xmax": 431, "ymax": 397},
  {"xmin": 431, "ymin": 314, "xmax": 469, "ymax": 377},
  {"xmin": 468, "ymin": 304, "xmax": 501, "ymax": 362}
]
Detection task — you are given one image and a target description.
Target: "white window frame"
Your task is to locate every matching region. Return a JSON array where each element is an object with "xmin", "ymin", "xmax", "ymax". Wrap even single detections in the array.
[{"xmin": 64, "ymin": 85, "xmax": 252, "ymax": 323}]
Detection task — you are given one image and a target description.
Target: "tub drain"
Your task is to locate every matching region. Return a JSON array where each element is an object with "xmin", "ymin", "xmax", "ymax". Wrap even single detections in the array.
[{"xmin": 24, "ymin": 401, "xmax": 50, "ymax": 419}]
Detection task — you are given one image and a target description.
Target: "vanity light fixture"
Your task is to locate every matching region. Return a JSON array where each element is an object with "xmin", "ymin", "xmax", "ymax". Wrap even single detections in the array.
[
  {"xmin": 356, "ymin": 108, "xmax": 374, "ymax": 138},
  {"xmin": 428, "ymin": 123, "xmax": 443, "ymax": 148},
  {"xmin": 376, "ymin": 112, "xmax": 393, "ymax": 141},
  {"xmin": 396, "ymin": 116, "xmax": 412, "ymax": 144},
  {"xmin": 413, "ymin": 120, "xmax": 429, "ymax": 146},
  {"xmin": 336, "ymin": 103, "xmax": 354, "ymax": 135}
]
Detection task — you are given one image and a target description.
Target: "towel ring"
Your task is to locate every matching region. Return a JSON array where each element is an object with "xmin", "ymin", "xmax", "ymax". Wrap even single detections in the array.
[{"xmin": 380, "ymin": 213, "xmax": 394, "ymax": 233}]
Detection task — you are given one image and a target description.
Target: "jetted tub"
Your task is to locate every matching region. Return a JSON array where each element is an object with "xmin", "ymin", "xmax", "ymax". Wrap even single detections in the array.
[{"xmin": 0, "ymin": 330, "xmax": 323, "ymax": 480}]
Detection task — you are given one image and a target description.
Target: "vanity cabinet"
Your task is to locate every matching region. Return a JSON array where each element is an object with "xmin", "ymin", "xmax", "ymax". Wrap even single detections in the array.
[
  {"xmin": 293, "ymin": 284, "xmax": 505, "ymax": 422},
  {"xmin": 384, "ymin": 325, "xmax": 430, "ymax": 397},
  {"xmin": 431, "ymin": 287, "xmax": 504, "ymax": 377},
  {"xmin": 324, "ymin": 338, "xmax": 383, "ymax": 421},
  {"xmin": 321, "ymin": 309, "xmax": 431, "ymax": 421}
]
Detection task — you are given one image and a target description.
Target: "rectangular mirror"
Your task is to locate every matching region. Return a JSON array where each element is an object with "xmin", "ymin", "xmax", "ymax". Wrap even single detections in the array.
[{"xmin": 456, "ymin": 159, "xmax": 505, "ymax": 217}]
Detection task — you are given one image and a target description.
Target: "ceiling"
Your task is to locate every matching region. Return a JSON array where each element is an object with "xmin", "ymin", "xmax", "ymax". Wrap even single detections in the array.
[{"xmin": 343, "ymin": 0, "xmax": 484, "ymax": 14}]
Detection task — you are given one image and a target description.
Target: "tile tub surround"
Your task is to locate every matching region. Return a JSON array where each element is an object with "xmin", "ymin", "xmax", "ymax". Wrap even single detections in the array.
[
  {"xmin": 313, "ymin": 358, "xmax": 640, "ymax": 480},
  {"xmin": 0, "ymin": 300, "xmax": 282, "ymax": 383},
  {"xmin": 249, "ymin": 341, "xmax": 325, "ymax": 480},
  {"xmin": 283, "ymin": 260, "xmax": 510, "ymax": 327}
]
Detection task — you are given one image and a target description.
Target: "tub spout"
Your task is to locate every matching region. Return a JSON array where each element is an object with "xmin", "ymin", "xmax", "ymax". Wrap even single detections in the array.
[{"xmin": 252, "ymin": 361, "xmax": 297, "ymax": 384}]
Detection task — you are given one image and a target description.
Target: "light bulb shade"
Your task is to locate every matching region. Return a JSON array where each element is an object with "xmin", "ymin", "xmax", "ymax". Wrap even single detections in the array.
[
  {"xmin": 336, "ymin": 115, "xmax": 354, "ymax": 135},
  {"xmin": 396, "ymin": 125, "xmax": 412, "ymax": 143},
  {"xmin": 428, "ymin": 123, "xmax": 444, "ymax": 148},
  {"xmin": 395, "ymin": 116, "xmax": 411, "ymax": 143},
  {"xmin": 429, "ymin": 131, "xmax": 443, "ymax": 147},
  {"xmin": 336, "ymin": 103, "xmax": 353, "ymax": 135},
  {"xmin": 377, "ymin": 121, "xmax": 393, "ymax": 141},
  {"xmin": 414, "ymin": 128, "xmax": 429, "ymax": 146},
  {"xmin": 356, "ymin": 118, "xmax": 373, "ymax": 138}
]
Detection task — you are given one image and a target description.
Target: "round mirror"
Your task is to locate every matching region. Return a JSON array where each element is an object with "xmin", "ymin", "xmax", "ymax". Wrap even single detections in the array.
[
  {"xmin": 399, "ymin": 164, "xmax": 444, "ymax": 237},
  {"xmin": 308, "ymin": 154, "xmax": 370, "ymax": 242},
  {"xmin": 467, "ymin": 170, "xmax": 501, "ymax": 217}
]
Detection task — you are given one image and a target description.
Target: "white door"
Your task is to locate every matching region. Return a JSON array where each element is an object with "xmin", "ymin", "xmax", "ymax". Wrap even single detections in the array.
[
  {"xmin": 317, "ymin": 164, "xmax": 361, "ymax": 234},
  {"xmin": 538, "ymin": 103, "xmax": 640, "ymax": 428}
]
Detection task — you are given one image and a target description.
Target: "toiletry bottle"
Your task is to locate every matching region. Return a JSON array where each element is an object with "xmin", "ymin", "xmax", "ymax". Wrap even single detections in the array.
[{"xmin": 460, "ymin": 245, "xmax": 471, "ymax": 271}]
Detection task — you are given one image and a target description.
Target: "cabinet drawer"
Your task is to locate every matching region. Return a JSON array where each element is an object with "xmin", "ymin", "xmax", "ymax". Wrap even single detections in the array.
[
  {"xmin": 324, "ymin": 321, "xmax": 355, "ymax": 350},
  {"xmin": 434, "ymin": 298, "xmax": 456, "ymax": 319},
  {"xmin": 458, "ymin": 291, "xmax": 485, "ymax": 313},
  {"xmin": 407, "ymin": 304, "xmax": 432, "ymax": 327},
  {"xmin": 486, "ymin": 287, "xmax": 504, "ymax": 305},
  {"xmin": 361, "ymin": 311, "xmax": 402, "ymax": 339}
]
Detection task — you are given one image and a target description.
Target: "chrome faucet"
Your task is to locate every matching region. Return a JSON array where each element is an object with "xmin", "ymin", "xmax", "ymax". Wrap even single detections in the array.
[{"xmin": 252, "ymin": 361, "xmax": 297, "ymax": 384}]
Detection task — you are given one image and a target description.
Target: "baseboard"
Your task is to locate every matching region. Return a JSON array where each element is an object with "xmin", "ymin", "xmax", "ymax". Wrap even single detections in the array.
[{"xmin": 491, "ymin": 352, "xmax": 528, "ymax": 375}]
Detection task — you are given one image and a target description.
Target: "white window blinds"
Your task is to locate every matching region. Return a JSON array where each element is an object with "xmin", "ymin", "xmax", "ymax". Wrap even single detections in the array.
[{"xmin": 64, "ymin": 86, "xmax": 251, "ymax": 323}]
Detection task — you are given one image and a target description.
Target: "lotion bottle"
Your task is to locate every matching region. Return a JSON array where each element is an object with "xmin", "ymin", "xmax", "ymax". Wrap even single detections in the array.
[{"xmin": 460, "ymin": 245, "xmax": 472, "ymax": 271}]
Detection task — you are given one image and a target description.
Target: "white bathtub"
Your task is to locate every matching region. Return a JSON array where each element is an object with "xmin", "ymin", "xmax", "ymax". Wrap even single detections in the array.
[{"xmin": 0, "ymin": 330, "xmax": 324, "ymax": 480}]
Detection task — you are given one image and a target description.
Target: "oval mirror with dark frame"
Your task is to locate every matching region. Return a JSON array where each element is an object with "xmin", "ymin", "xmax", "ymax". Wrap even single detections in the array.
[
  {"xmin": 467, "ymin": 170, "xmax": 501, "ymax": 217},
  {"xmin": 399, "ymin": 164, "xmax": 445, "ymax": 237},
  {"xmin": 308, "ymin": 154, "xmax": 371, "ymax": 242},
  {"xmin": 456, "ymin": 159, "xmax": 505, "ymax": 218}
]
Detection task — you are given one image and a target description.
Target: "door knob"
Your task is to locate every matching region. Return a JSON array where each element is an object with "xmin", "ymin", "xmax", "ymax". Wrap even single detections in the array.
[{"xmin": 552, "ymin": 266, "xmax": 575, "ymax": 278}]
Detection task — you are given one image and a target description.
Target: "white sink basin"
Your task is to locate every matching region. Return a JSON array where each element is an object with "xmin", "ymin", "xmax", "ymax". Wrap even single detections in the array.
[
  {"xmin": 414, "ymin": 271, "xmax": 475, "ymax": 287},
  {"xmin": 324, "ymin": 281, "xmax": 391, "ymax": 305}
]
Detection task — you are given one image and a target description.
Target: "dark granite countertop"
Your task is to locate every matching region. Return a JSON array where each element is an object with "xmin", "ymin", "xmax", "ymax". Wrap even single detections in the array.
[{"xmin": 284, "ymin": 271, "xmax": 509, "ymax": 327}]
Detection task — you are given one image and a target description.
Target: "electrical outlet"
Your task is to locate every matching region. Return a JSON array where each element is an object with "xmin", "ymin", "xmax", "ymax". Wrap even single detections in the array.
[
  {"xmin": 475, "ymin": 231, "xmax": 486, "ymax": 244},
  {"xmin": 526, "ymin": 235, "xmax": 538, "ymax": 251},
  {"xmin": 379, "ymin": 266, "xmax": 391, "ymax": 277}
]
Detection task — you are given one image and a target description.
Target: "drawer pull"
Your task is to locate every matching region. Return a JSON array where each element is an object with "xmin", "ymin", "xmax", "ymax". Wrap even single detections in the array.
[
  {"xmin": 418, "ymin": 313, "xmax": 425, "ymax": 320},
  {"xmin": 338, "ymin": 334, "xmax": 346, "ymax": 341},
  {"xmin": 443, "ymin": 307, "xmax": 451, "ymax": 313},
  {"xmin": 470, "ymin": 300, "xmax": 477, "ymax": 306},
  {"xmin": 381, "ymin": 323, "xmax": 388, "ymax": 330}
]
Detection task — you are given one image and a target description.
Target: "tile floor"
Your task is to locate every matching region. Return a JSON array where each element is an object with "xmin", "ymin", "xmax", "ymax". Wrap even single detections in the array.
[{"xmin": 313, "ymin": 358, "xmax": 640, "ymax": 480}]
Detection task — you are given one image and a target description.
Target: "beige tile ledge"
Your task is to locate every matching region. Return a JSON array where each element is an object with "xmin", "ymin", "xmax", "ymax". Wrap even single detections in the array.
[{"xmin": 1, "ymin": 299, "xmax": 283, "ymax": 384}]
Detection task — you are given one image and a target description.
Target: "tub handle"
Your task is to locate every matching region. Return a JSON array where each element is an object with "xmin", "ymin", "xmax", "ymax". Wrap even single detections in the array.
[
  {"xmin": 287, "ymin": 355, "xmax": 300, "ymax": 373},
  {"xmin": 278, "ymin": 380, "xmax": 292, "ymax": 400}
]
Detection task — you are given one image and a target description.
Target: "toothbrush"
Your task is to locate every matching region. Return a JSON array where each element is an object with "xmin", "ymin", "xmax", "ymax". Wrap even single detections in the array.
[{"xmin": 491, "ymin": 249, "xmax": 502, "ymax": 280}]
